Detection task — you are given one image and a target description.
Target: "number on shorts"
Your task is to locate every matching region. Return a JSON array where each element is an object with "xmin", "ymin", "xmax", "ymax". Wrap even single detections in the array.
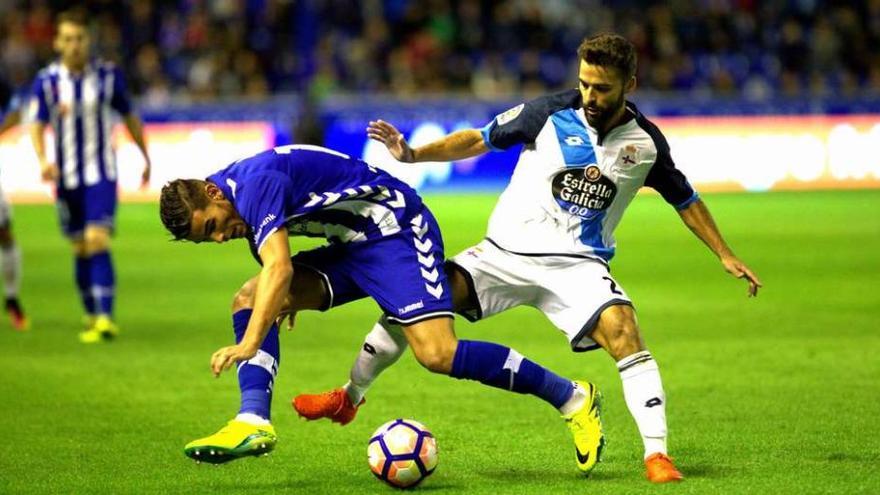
[{"xmin": 602, "ymin": 276, "xmax": 622, "ymax": 295}]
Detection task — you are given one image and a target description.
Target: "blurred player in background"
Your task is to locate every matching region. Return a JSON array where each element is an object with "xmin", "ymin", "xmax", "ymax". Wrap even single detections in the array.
[
  {"xmin": 0, "ymin": 78, "xmax": 29, "ymax": 331},
  {"xmin": 294, "ymin": 33, "xmax": 763, "ymax": 483},
  {"xmin": 29, "ymin": 9, "xmax": 151, "ymax": 343},
  {"xmin": 159, "ymin": 144, "xmax": 604, "ymax": 472}
]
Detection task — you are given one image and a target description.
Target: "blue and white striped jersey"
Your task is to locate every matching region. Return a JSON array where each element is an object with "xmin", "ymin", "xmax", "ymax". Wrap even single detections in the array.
[
  {"xmin": 30, "ymin": 59, "xmax": 132, "ymax": 191},
  {"xmin": 208, "ymin": 145, "xmax": 425, "ymax": 255},
  {"xmin": 480, "ymin": 89, "xmax": 698, "ymax": 262}
]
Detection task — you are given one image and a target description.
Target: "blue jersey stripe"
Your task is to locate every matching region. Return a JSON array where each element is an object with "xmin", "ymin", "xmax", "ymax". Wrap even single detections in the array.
[
  {"xmin": 550, "ymin": 109, "xmax": 596, "ymax": 167},
  {"xmin": 73, "ymin": 77, "xmax": 85, "ymax": 188},
  {"xmin": 578, "ymin": 211, "xmax": 615, "ymax": 261}
]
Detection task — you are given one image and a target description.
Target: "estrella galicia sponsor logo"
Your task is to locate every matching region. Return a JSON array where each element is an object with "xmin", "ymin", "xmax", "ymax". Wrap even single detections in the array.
[
  {"xmin": 253, "ymin": 213, "xmax": 277, "ymax": 242},
  {"xmin": 551, "ymin": 166, "xmax": 617, "ymax": 218},
  {"xmin": 399, "ymin": 300, "xmax": 425, "ymax": 315}
]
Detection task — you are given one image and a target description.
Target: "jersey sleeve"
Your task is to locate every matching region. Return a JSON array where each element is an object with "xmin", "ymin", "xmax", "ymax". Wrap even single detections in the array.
[
  {"xmin": 236, "ymin": 173, "xmax": 293, "ymax": 254},
  {"xmin": 481, "ymin": 99, "xmax": 548, "ymax": 151},
  {"xmin": 110, "ymin": 67, "xmax": 132, "ymax": 115},
  {"xmin": 30, "ymin": 77, "xmax": 50, "ymax": 123},
  {"xmin": 643, "ymin": 134, "xmax": 699, "ymax": 210}
]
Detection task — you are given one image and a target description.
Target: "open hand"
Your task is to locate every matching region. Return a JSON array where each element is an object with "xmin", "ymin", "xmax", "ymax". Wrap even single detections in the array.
[
  {"xmin": 721, "ymin": 255, "xmax": 763, "ymax": 297},
  {"xmin": 366, "ymin": 120, "xmax": 414, "ymax": 163},
  {"xmin": 40, "ymin": 161, "xmax": 59, "ymax": 182},
  {"xmin": 210, "ymin": 344, "xmax": 257, "ymax": 377}
]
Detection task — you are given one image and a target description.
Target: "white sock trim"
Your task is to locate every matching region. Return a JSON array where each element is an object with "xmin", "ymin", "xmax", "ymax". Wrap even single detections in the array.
[
  {"xmin": 558, "ymin": 381, "xmax": 587, "ymax": 416},
  {"xmin": 235, "ymin": 412, "xmax": 270, "ymax": 425}
]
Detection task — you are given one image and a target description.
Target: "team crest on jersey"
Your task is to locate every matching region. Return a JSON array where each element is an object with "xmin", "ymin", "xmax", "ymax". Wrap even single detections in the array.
[
  {"xmin": 618, "ymin": 145, "xmax": 640, "ymax": 167},
  {"xmin": 496, "ymin": 104, "xmax": 524, "ymax": 125},
  {"xmin": 584, "ymin": 165, "xmax": 601, "ymax": 182},
  {"xmin": 551, "ymin": 166, "xmax": 617, "ymax": 219}
]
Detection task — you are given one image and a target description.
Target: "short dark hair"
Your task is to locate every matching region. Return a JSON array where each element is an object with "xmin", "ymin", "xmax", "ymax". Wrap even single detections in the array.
[
  {"xmin": 56, "ymin": 8, "xmax": 88, "ymax": 28},
  {"xmin": 160, "ymin": 179, "xmax": 210, "ymax": 240},
  {"xmin": 577, "ymin": 33, "xmax": 637, "ymax": 80}
]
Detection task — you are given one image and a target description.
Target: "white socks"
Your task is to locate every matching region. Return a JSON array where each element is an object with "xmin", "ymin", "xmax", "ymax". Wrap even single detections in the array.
[
  {"xmin": 343, "ymin": 317, "xmax": 409, "ymax": 404},
  {"xmin": 235, "ymin": 412, "xmax": 270, "ymax": 426},
  {"xmin": 558, "ymin": 381, "xmax": 588, "ymax": 416},
  {"xmin": 618, "ymin": 350, "xmax": 668, "ymax": 458},
  {"xmin": 0, "ymin": 244, "xmax": 21, "ymax": 299}
]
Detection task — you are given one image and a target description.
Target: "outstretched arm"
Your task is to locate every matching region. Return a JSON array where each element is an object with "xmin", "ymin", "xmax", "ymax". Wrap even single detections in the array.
[
  {"xmin": 677, "ymin": 199, "xmax": 763, "ymax": 297},
  {"xmin": 211, "ymin": 229, "xmax": 293, "ymax": 376},
  {"xmin": 123, "ymin": 113, "xmax": 151, "ymax": 188},
  {"xmin": 367, "ymin": 120, "xmax": 488, "ymax": 163}
]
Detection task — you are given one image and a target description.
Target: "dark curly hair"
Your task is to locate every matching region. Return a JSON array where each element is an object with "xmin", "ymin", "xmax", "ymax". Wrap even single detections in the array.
[
  {"xmin": 159, "ymin": 179, "xmax": 210, "ymax": 240},
  {"xmin": 577, "ymin": 33, "xmax": 637, "ymax": 81}
]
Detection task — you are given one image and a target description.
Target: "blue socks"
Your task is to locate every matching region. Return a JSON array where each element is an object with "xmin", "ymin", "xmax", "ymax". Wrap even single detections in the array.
[
  {"xmin": 89, "ymin": 251, "xmax": 115, "ymax": 316},
  {"xmin": 233, "ymin": 309, "xmax": 280, "ymax": 420},
  {"xmin": 74, "ymin": 256, "xmax": 96, "ymax": 315},
  {"xmin": 75, "ymin": 252, "xmax": 115, "ymax": 317},
  {"xmin": 450, "ymin": 340, "xmax": 574, "ymax": 409}
]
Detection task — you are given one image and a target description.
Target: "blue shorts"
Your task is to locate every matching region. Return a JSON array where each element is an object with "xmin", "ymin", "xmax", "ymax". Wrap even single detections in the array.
[
  {"xmin": 56, "ymin": 182, "xmax": 117, "ymax": 238},
  {"xmin": 291, "ymin": 206, "xmax": 454, "ymax": 325}
]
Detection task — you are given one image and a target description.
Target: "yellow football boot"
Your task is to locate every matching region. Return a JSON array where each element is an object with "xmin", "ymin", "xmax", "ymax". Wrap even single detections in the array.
[
  {"xmin": 184, "ymin": 420, "xmax": 277, "ymax": 464},
  {"xmin": 78, "ymin": 315, "xmax": 119, "ymax": 343},
  {"xmin": 563, "ymin": 381, "xmax": 606, "ymax": 475}
]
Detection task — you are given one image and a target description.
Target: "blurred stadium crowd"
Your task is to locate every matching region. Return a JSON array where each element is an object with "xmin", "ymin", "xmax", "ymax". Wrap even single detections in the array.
[{"xmin": 1, "ymin": 0, "xmax": 879, "ymax": 105}]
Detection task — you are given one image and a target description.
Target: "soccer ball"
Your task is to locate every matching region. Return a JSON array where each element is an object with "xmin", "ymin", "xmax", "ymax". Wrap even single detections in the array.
[{"xmin": 368, "ymin": 419, "xmax": 438, "ymax": 488}]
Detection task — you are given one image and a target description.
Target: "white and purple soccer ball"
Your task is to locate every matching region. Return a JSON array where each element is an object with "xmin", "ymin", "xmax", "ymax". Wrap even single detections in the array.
[{"xmin": 368, "ymin": 419, "xmax": 438, "ymax": 488}]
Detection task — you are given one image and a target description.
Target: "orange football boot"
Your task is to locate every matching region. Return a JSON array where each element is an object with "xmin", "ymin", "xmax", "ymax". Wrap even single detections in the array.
[
  {"xmin": 292, "ymin": 388, "xmax": 364, "ymax": 425},
  {"xmin": 645, "ymin": 453, "xmax": 683, "ymax": 483}
]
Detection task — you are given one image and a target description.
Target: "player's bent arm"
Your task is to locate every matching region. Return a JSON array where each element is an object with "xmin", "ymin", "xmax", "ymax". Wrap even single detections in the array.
[
  {"xmin": 412, "ymin": 129, "xmax": 488, "ymax": 163},
  {"xmin": 29, "ymin": 121, "xmax": 47, "ymax": 162},
  {"xmin": 677, "ymin": 199, "xmax": 763, "ymax": 296},
  {"xmin": 123, "ymin": 114, "xmax": 150, "ymax": 162},
  {"xmin": 0, "ymin": 109, "xmax": 21, "ymax": 137},
  {"xmin": 239, "ymin": 229, "xmax": 293, "ymax": 353}
]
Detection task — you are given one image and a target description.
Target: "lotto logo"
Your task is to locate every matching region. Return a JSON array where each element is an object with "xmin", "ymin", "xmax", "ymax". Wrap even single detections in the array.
[{"xmin": 565, "ymin": 136, "xmax": 585, "ymax": 146}]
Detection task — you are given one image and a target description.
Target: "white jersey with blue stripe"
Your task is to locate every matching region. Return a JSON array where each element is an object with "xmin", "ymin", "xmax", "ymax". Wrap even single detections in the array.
[
  {"xmin": 208, "ymin": 145, "xmax": 425, "ymax": 255},
  {"xmin": 480, "ymin": 90, "xmax": 698, "ymax": 262},
  {"xmin": 30, "ymin": 59, "xmax": 132, "ymax": 191}
]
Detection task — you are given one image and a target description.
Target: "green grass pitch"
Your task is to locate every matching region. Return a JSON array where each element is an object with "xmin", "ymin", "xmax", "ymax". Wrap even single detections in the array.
[{"xmin": 1, "ymin": 190, "xmax": 878, "ymax": 494}]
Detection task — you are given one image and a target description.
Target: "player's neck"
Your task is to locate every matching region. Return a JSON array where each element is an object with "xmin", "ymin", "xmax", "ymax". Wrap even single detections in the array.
[
  {"xmin": 62, "ymin": 59, "xmax": 87, "ymax": 75},
  {"xmin": 600, "ymin": 105, "xmax": 627, "ymax": 135}
]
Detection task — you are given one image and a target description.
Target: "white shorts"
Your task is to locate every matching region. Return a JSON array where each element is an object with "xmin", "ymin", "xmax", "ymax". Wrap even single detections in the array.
[
  {"xmin": 448, "ymin": 239, "xmax": 632, "ymax": 352},
  {"xmin": 0, "ymin": 185, "xmax": 10, "ymax": 228}
]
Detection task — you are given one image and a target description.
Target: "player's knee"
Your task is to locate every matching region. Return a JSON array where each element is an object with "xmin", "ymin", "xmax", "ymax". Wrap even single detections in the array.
[
  {"xmin": 411, "ymin": 342, "xmax": 456, "ymax": 374},
  {"xmin": 83, "ymin": 231, "xmax": 110, "ymax": 255},
  {"xmin": 72, "ymin": 240, "xmax": 88, "ymax": 257},
  {"xmin": 604, "ymin": 321, "xmax": 643, "ymax": 360},
  {"xmin": 595, "ymin": 305, "xmax": 644, "ymax": 360},
  {"xmin": 232, "ymin": 278, "xmax": 257, "ymax": 312}
]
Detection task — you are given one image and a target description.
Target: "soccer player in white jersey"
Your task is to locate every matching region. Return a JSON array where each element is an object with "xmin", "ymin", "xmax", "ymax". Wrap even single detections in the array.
[
  {"xmin": 29, "ymin": 10, "xmax": 151, "ymax": 343},
  {"xmin": 293, "ymin": 33, "xmax": 762, "ymax": 483},
  {"xmin": 0, "ymin": 80, "xmax": 30, "ymax": 331}
]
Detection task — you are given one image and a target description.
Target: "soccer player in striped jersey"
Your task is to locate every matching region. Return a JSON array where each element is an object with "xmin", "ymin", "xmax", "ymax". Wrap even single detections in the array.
[
  {"xmin": 294, "ymin": 34, "xmax": 763, "ymax": 482},
  {"xmin": 0, "ymin": 79, "xmax": 29, "ymax": 331},
  {"xmin": 159, "ymin": 144, "xmax": 604, "ymax": 470},
  {"xmin": 29, "ymin": 10, "xmax": 151, "ymax": 343}
]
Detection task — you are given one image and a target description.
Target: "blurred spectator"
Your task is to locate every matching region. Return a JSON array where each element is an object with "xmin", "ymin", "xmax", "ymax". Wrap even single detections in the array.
[{"xmin": 0, "ymin": 0, "xmax": 877, "ymax": 101}]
